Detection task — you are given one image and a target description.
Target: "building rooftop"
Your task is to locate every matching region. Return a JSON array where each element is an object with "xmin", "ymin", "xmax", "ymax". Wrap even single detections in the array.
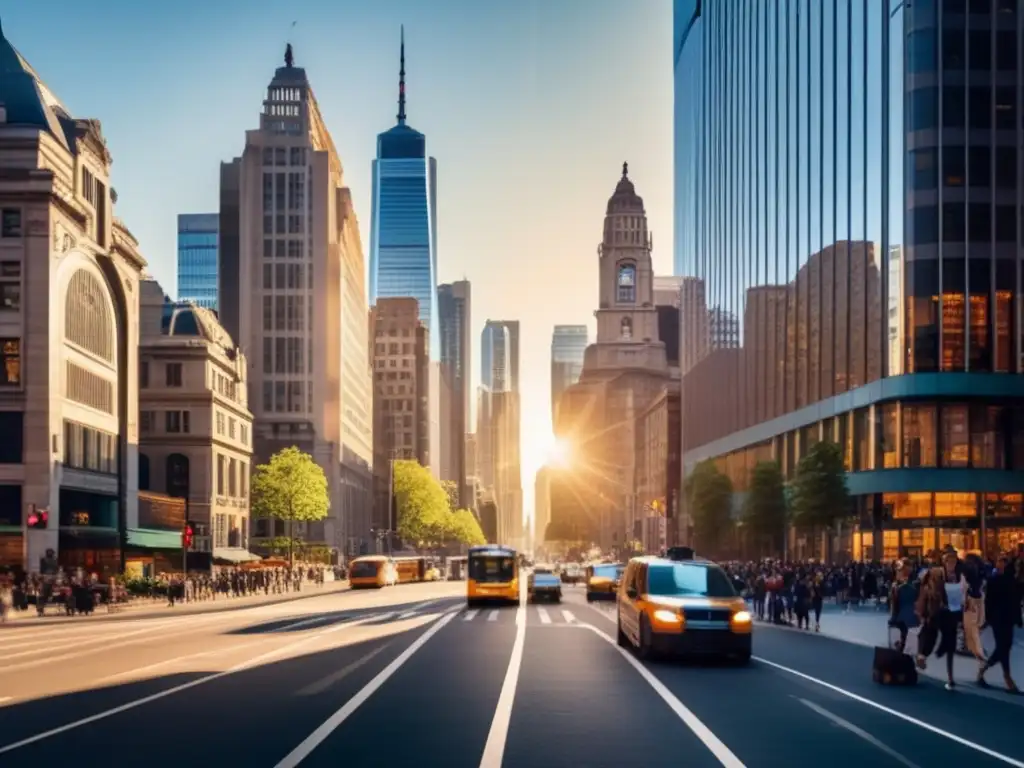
[
  {"xmin": 161, "ymin": 303, "xmax": 236, "ymax": 352},
  {"xmin": 607, "ymin": 162, "xmax": 644, "ymax": 214},
  {"xmin": 0, "ymin": 17, "xmax": 72, "ymax": 148}
]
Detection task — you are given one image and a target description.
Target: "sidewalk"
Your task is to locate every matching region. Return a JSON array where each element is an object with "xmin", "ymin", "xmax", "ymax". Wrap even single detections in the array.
[
  {"xmin": 2, "ymin": 579, "xmax": 351, "ymax": 626},
  {"xmin": 757, "ymin": 605, "xmax": 1008, "ymax": 686}
]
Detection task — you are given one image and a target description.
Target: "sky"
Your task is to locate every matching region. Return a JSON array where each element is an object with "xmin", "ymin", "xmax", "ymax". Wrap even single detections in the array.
[{"xmin": 4, "ymin": 0, "xmax": 674, "ymax": 526}]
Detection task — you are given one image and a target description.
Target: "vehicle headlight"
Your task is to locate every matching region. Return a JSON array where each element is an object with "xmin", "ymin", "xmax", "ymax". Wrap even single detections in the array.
[
  {"xmin": 731, "ymin": 610, "xmax": 752, "ymax": 624},
  {"xmin": 653, "ymin": 609, "xmax": 683, "ymax": 623}
]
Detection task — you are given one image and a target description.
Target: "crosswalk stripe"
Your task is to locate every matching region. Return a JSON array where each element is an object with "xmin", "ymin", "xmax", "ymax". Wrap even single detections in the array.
[
  {"xmin": 488, "ymin": 610, "xmax": 499, "ymax": 622},
  {"xmin": 561, "ymin": 610, "xmax": 576, "ymax": 624},
  {"xmin": 537, "ymin": 607, "xmax": 551, "ymax": 624},
  {"xmin": 463, "ymin": 610, "xmax": 478, "ymax": 622}
]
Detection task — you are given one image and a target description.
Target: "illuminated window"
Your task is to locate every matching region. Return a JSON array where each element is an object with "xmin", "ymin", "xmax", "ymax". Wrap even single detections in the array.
[{"xmin": 0, "ymin": 339, "xmax": 20, "ymax": 385}]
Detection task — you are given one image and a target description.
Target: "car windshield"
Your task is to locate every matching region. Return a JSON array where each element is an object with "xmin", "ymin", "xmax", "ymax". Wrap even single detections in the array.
[
  {"xmin": 593, "ymin": 565, "xmax": 622, "ymax": 579},
  {"xmin": 647, "ymin": 564, "xmax": 737, "ymax": 598},
  {"xmin": 469, "ymin": 556, "xmax": 516, "ymax": 583}
]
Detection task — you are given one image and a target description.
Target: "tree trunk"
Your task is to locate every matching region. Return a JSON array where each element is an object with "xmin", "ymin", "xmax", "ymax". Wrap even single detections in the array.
[{"xmin": 287, "ymin": 516, "xmax": 294, "ymax": 569}]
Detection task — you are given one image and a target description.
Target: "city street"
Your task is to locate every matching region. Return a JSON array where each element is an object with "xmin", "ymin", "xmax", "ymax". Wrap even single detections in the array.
[{"xmin": 1, "ymin": 582, "xmax": 1022, "ymax": 768}]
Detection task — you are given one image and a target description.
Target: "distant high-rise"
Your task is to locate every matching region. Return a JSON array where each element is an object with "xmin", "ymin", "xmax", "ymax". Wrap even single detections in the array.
[
  {"xmin": 368, "ymin": 27, "xmax": 439, "ymax": 359},
  {"xmin": 438, "ymin": 280, "xmax": 471, "ymax": 505},
  {"xmin": 481, "ymin": 321, "xmax": 512, "ymax": 393},
  {"xmin": 177, "ymin": 213, "xmax": 219, "ymax": 310},
  {"xmin": 218, "ymin": 43, "xmax": 374, "ymax": 558},
  {"xmin": 550, "ymin": 325, "xmax": 587, "ymax": 419}
]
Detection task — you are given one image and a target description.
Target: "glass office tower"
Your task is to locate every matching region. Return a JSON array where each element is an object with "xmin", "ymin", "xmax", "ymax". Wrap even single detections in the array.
[
  {"xmin": 675, "ymin": 0, "xmax": 1024, "ymax": 560},
  {"xmin": 177, "ymin": 213, "xmax": 219, "ymax": 310},
  {"xmin": 369, "ymin": 28, "xmax": 440, "ymax": 361},
  {"xmin": 550, "ymin": 325, "xmax": 588, "ymax": 419}
]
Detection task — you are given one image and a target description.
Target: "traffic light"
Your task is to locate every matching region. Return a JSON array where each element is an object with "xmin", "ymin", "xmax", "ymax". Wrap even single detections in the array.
[
  {"xmin": 182, "ymin": 522, "xmax": 194, "ymax": 550},
  {"xmin": 26, "ymin": 505, "xmax": 48, "ymax": 529}
]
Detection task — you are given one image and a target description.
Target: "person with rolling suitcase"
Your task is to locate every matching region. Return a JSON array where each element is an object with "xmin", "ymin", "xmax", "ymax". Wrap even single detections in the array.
[{"xmin": 873, "ymin": 623, "xmax": 918, "ymax": 686}]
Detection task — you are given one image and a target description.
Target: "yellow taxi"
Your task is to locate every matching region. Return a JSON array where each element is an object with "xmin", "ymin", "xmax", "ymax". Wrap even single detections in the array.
[
  {"xmin": 585, "ymin": 562, "xmax": 624, "ymax": 602},
  {"xmin": 616, "ymin": 548, "xmax": 751, "ymax": 663}
]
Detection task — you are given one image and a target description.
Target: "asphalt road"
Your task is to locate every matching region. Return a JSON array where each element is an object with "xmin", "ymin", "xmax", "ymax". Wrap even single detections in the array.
[{"xmin": 1, "ymin": 581, "xmax": 1022, "ymax": 768}]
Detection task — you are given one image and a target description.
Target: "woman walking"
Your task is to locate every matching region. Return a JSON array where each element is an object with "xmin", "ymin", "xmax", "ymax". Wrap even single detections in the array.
[
  {"xmin": 935, "ymin": 549, "xmax": 968, "ymax": 690},
  {"xmin": 978, "ymin": 554, "xmax": 1021, "ymax": 693}
]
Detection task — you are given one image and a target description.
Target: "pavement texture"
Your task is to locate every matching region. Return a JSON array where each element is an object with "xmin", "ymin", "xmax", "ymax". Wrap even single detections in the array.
[{"xmin": 1, "ymin": 581, "xmax": 1022, "ymax": 768}]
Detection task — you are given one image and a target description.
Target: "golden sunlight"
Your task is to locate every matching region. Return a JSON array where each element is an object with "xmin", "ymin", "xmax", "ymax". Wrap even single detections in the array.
[{"xmin": 545, "ymin": 436, "xmax": 573, "ymax": 468}]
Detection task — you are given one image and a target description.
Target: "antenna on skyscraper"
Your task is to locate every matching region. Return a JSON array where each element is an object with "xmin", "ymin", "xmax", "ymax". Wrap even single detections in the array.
[{"xmin": 397, "ymin": 25, "xmax": 407, "ymax": 125}]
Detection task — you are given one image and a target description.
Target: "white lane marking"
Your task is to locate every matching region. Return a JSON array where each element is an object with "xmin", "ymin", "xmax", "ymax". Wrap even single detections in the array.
[
  {"xmin": 561, "ymin": 610, "xmax": 576, "ymax": 624},
  {"xmin": 797, "ymin": 697, "xmax": 921, "ymax": 768},
  {"xmin": 96, "ymin": 639, "xmax": 268, "ymax": 683},
  {"xmin": 537, "ymin": 607, "xmax": 551, "ymax": 624},
  {"xmin": 578, "ymin": 622, "xmax": 745, "ymax": 767},
  {"xmin": 270, "ymin": 614, "xmax": 339, "ymax": 632},
  {"xmin": 1, "ymin": 618, "xmax": 188, "ymax": 658},
  {"xmin": 273, "ymin": 611, "xmax": 457, "ymax": 767},
  {"xmin": 463, "ymin": 609, "xmax": 478, "ymax": 622},
  {"xmin": 755, "ymin": 656, "xmax": 1024, "ymax": 767},
  {"xmin": 296, "ymin": 643, "xmax": 393, "ymax": 696},
  {"xmin": 487, "ymin": 610, "xmax": 499, "ymax": 622},
  {"xmin": 398, "ymin": 599, "xmax": 438, "ymax": 620},
  {"xmin": 0, "ymin": 612, "xmax": 388, "ymax": 756},
  {"xmin": 479, "ymin": 589, "xmax": 527, "ymax": 768}
]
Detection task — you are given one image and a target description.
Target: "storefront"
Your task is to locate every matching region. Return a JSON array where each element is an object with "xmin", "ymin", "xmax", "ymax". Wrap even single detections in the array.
[
  {"xmin": 853, "ymin": 492, "xmax": 1024, "ymax": 561},
  {"xmin": 125, "ymin": 528, "xmax": 185, "ymax": 578},
  {"xmin": 58, "ymin": 488, "xmax": 121, "ymax": 577}
]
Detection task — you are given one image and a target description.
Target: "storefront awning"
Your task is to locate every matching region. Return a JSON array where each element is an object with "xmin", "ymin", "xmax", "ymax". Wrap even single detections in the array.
[
  {"xmin": 126, "ymin": 528, "xmax": 182, "ymax": 550},
  {"xmin": 213, "ymin": 548, "xmax": 262, "ymax": 564}
]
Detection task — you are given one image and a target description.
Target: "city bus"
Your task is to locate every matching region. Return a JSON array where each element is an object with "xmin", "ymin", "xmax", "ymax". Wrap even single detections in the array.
[
  {"xmin": 348, "ymin": 556, "xmax": 397, "ymax": 588},
  {"xmin": 466, "ymin": 545, "xmax": 519, "ymax": 607},
  {"xmin": 392, "ymin": 556, "xmax": 441, "ymax": 584}
]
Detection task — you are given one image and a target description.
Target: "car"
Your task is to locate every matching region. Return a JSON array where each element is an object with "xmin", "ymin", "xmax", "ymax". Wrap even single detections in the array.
[
  {"xmin": 528, "ymin": 567, "xmax": 562, "ymax": 603},
  {"xmin": 561, "ymin": 563, "xmax": 584, "ymax": 585},
  {"xmin": 586, "ymin": 563, "xmax": 624, "ymax": 601},
  {"xmin": 616, "ymin": 550, "xmax": 752, "ymax": 664}
]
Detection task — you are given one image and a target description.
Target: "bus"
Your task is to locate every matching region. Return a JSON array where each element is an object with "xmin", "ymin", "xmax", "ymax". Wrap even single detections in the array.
[
  {"xmin": 348, "ymin": 556, "xmax": 397, "ymax": 588},
  {"xmin": 466, "ymin": 545, "xmax": 519, "ymax": 607},
  {"xmin": 349, "ymin": 555, "xmax": 440, "ymax": 588}
]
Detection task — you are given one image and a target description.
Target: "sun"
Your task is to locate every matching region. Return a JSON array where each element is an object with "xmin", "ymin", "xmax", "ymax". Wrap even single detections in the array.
[{"xmin": 546, "ymin": 437, "xmax": 573, "ymax": 468}]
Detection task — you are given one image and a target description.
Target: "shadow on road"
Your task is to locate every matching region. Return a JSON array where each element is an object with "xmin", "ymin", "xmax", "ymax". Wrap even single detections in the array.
[
  {"xmin": 0, "ymin": 621, "xmax": 450, "ymax": 767},
  {"xmin": 223, "ymin": 596, "xmax": 461, "ymax": 635}
]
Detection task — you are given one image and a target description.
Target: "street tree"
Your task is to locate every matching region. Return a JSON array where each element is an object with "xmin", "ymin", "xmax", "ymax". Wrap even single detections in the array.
[
  {"xmin": 449, "ymin": 508, "xmax": 487, "ymax": 546},
  {"xmin": 440, "ymin": 480, "xmax": 460, "ymax": 511},
  {"xmin": 790, "ymin": 441, "xmax": 850, "ymax": 560},
  {"xmin": 742, "ymin": 461, "xmax": 788, "ymax": 557},
  {"xmin": 392, "ymin": 459, "xmax": 449, "ymax": 546},
  {"xmin": 250, "ymin": 446, "xmax": 329, "ymax": 566},
  {"xmin": 685, "ymin": 459, "xmax": 734, "ymax": 556}
]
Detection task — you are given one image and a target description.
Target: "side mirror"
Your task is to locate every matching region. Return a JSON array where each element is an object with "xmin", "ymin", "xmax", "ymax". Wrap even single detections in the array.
[{"xmin": 626, "ymin": 587, "xmax": 638, "ymax": 600}]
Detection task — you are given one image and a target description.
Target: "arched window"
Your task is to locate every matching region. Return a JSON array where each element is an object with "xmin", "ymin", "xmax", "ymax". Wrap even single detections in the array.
[
  {"xmin": 138, "ymin": 453, "xmax": 151, "ymax": 491},
  {"xmin": 166, "ymin": 453, "xmax": 190, "ymax": 499},
  {"xmin": 621, "ymin": 317, "xmax": 633, "ymax": 340},
  {"xmin": 65, "ymin": 269, "xmax": 114, "ymax": 363},
  {"xmin": 617, "ymin": 264, "xmax": 636, "ymax": 303}
]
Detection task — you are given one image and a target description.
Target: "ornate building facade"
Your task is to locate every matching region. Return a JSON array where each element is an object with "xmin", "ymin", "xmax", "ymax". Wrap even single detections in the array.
[{"xmin": 0, "ymin": 25, "xmax": 146, "ymax": 574}]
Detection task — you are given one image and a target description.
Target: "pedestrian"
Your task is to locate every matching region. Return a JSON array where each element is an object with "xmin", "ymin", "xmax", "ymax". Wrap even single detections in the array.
[
  {"xmin": 936, "ymin": 549, "xmax": 968, "ymax": 690},
  {"xmin": 978, "ymin": 554, "xmax": 1021, "ymax": 693},
  {"xmin": 810, "ymin": 572, "xmax": 824, "ymax": 632}
]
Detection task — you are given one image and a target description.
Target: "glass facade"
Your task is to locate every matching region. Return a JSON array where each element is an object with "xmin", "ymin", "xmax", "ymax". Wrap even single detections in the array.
[
  {"xmin": 551, "ymin": 324, "xmax": 588, "ymax": 419},
  {"xmin": 177, "ymin": 213, "xmax": 219, "ymax": 310},
  {"xmin": 369, "ymin": 125, "xmax": 439, "ymax": 361},
  {"xmin": 481, "ymin": 321, "xmax": 512, "ymax": 393},
  {"xmin": 675, "ymin": 0, "xmax": 1024, "ymax": 558}
]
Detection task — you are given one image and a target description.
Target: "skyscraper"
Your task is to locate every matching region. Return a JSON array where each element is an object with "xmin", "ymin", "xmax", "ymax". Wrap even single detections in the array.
[
  {"xmin": 438, "ymin": 280, "xmax": 471, "ymax": 505},
  {"xmin": 675, "ymin": 1, "xmax": 1024, "ymax": 560},
  {"xmin": 219, "ymin": 43, "xmax": 374, "ymax": 559},
  {"xmin": 177, "ymin": 213, "xmax": 219, "ymax": 310},
  {"xmin": 550, "ymin": 325, "xmax": 587, "ymax": 420},
  {"xmin": 369, "ymin": 27, "xmax": 439, "ymax": 359},
  {"xmin": 369, "ymin": 28, "xmax": 441, "ymax": 479},
  {"xmin": 481, "ymin": 321, "xmax": 513, "ymax": 393}
]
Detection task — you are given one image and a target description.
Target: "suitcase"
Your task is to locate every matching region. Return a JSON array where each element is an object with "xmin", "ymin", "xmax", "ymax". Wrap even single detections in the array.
[{"xmin": 872, "ymin": 626, "xmax": 918, "ymax": 686}]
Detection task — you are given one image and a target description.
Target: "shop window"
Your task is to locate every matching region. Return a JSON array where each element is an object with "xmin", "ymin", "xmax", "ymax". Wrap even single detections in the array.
[
  {"xmin": 937, "ymin": 528, "xmax": 980, "ymax": 553},
  {"xmin": 886, "ymin": 492, "xmax": 932, "ymax": 519},
  {"xmin": 940, "ymin": 404, "xmax": 969, "ymax": 467},
  {"xmin": 935, "ymin": 492, "xmax": 977, "ymax": 519},
  {"xmin": 985, "ymin": 493, "xmax": 1021, "ymax": 519}
]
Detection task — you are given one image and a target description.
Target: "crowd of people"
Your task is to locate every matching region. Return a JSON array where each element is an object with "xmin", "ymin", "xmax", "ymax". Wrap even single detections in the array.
[
  {"xmin": 159, "ymin": 564, "xmax": 343, "ymax": 606},
  {"xmin": 723, "ymin": 549, "xmax": 1024, "ymax": 693}
]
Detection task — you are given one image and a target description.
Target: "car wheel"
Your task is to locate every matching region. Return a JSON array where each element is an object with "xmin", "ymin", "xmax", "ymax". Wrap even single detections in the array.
[
  {"xmin": 636, "ymin": 616, "xmax": 655, "ymax": 660},
  {"xmin": 467, "ymin": 598, "xmax": 478, "ymax": 609}
]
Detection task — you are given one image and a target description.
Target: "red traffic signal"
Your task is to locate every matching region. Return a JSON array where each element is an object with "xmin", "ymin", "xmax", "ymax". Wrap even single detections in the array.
[
  {"xmin": 182, "ymin": 523, "xmax": 194, "ymax": 549},
  {"xmin": 26, "ymin": 506, "xmax": 49, "ymax": 529}
]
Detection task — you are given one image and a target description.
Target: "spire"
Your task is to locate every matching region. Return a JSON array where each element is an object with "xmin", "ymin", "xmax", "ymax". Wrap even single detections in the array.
[
  {"xmin": 397, "ymin": 25, "xmax": 407, "ymax": 125},
  {"xmin": 622, "ymin": 161, "xmax": 629, "ymax": 179}
]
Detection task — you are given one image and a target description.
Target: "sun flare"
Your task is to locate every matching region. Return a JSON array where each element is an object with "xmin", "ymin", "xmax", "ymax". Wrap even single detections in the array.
[{"xmin": 546, "ymin": 437, "xmax": 573, "ymax": 468}]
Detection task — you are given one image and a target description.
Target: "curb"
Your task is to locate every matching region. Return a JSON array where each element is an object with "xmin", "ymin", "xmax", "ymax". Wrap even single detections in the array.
[{"xmin": 1, "ymin": 583, "xmax": 351, "ymax": 627}]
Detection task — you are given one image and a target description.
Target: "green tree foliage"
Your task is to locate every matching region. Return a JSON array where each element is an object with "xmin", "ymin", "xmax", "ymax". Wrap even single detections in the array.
[
  {"xmin": 440, "ymin": 480, "xmax": 460, "ymax": 511},
  {"xmin": 392, "ymin": 460, "xmax": 483, "ymax": 546},
  {"xmin": 790, "ymin": 441, "xmax": 850, "ymax": 530},
  {"xmin": 742, "ymin": 461, "xmax": 788, "ymax": 555},
  {"xmin": 685, "ymin": 459, "xmax": 734, "ymax": 555},
  {"xmin": 250, "ymin": 446, "xmax": 329, "ymax": 565}
]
